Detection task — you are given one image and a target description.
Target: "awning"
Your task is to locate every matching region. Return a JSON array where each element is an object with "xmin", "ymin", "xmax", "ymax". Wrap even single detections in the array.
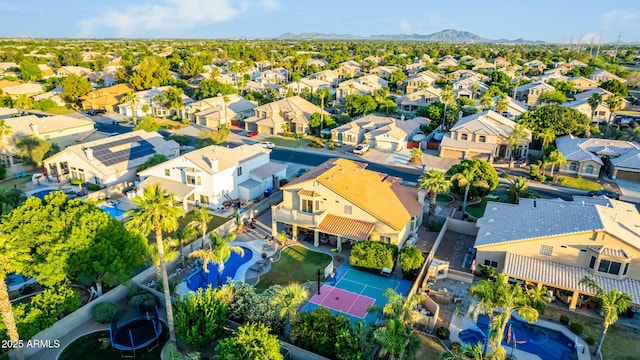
[
  {"xmin": 298, "ymin": 189, "xmax": 322, "ymax": 197},
  {"xmin": 503, "ymin": 252, "xmax": 640, "ymax": 305},
  {"xmin": 138, "ymin": 176, "xmax": 195, "ymax": 199},
  {"xmin": 317, "ymin": 214, "xmax": 375, "ymax": 241}
]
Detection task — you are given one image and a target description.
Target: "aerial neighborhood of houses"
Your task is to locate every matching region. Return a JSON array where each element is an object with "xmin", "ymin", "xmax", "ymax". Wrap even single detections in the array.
[{"xmin": 1, "ymin": 37, "xmax": 640, "ymax": 360}]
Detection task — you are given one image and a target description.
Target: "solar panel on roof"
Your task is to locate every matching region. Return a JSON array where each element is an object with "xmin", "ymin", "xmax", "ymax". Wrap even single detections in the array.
[{"xmin": 91, "ymin": 136, "xmax": 156, "ymax": 166}]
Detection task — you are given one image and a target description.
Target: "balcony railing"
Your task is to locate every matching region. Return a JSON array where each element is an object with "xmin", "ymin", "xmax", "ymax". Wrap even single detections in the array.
[{"xmin": 272, "ymin": 204, "xmax": 326, "ymax": 227}]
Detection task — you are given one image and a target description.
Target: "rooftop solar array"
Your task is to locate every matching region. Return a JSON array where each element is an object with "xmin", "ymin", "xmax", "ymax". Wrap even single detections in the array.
[{"xmin": 90, "ymin": 135, "xmax": 156, "ymax": 166}]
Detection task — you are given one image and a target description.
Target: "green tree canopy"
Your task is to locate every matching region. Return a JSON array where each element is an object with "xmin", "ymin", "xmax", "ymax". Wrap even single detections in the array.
[
  {"xmin": 538, "ymin": 90, "xmax": 567, "ymax": 105},
  {"xmin": 518, "ymin": 105, "xmax": 590, "ymax": 136},
  {"xmin": 292, "ymin": 307, "xmax": 352, "ymax": 359},
  {"xmin": 600, "ymin": 79, "xmax": 628, "ymax": 97},
  {"xmin": 129, "ymin": 56, "xmax": 172, "ymax": 91},
  {"xmin": 446, "ymin": 159, "xmax": 499, "ymax": 198},
  {"xmin": 16, "ymin": 136, "xmax": 51, "ymax": 167},
  {"xmin": 61, "ymin": 73, "xmax": 93, "ymax": 103},
  {"xmin": 19, "ymin": 61, "xmax": 41, "ymax": 81},
  {"xmin": 133, "ymin": 116, "xmax": 160, "ymax": 132},
  {"xmin": 138, "ymin": 154, "xmax": 169, "ymax": 171},
  {"xmin": 345, "ymin": 94, "xmax": 377, "ymax": 117},
  {"xmin": 399, "ymin": 246, "xmax": 424, "ymax": 277},
  {"xmin": 195, "ymin": 79, "xmax": 238, "ymax": 99},
  {"xmin": 215, "ymin": 322, "xmax": 282, "ymax": 360},
  {"xmin": 180, "ymin": 56, "xmax": 204, "ymax": 78},
  {"xmin": 157, "ymin": 87, "xmax": 185, "ymax": 114},
  {"xmin": 174, "ymin": 285, "xmax": 227, "ymax": 348}
]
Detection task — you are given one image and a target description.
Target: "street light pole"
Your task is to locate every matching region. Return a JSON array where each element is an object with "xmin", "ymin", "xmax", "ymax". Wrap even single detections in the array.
[{"xmin": 317, "ymin": 269, "xmax": 322, "ymax": 295}]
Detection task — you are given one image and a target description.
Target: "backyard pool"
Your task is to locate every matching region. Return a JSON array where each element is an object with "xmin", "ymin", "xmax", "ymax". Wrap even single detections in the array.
[
  {"xmin": 99, "ymin": 205, "xmax": 126, "ymax": 218},
  {"xmin": 186, "ymin": 247, "xmax": 253, "ymax": 291},
  {"xmin": 462, "ymin": 314, "xmax": 578, "ymax": 360},
  {"xmin": 29, "ymin": 189, "xmax": 56, "ymax": 199}
]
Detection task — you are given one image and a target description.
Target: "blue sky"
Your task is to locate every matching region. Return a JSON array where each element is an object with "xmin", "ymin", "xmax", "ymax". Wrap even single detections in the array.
[{"xmin": 2, "ymin": 0, "xmax": 639, "ymax": 43}]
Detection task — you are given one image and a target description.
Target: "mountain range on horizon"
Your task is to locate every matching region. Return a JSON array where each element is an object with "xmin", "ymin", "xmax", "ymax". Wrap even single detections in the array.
[{"xmin": 277, "ymin": 29, "xmax": 547, "ymax": 44}]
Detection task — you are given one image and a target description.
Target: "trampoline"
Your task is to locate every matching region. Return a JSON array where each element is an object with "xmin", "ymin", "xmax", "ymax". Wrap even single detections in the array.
[{"xmin": 110, "ymin": 306, "xmax": 163, "ymax": 358}]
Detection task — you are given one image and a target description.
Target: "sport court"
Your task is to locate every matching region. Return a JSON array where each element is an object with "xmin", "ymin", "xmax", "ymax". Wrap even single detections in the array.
[{"xmin": 301, "ymin": 263, "xmax": 412, "ymax": 324}]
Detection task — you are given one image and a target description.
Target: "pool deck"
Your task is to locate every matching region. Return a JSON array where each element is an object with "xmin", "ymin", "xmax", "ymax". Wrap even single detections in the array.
[{"xmin": 449, "ymin": 306, "xmax": 590, "ymax": 360}]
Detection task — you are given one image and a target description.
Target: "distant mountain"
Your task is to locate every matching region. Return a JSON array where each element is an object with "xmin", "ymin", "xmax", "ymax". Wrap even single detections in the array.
[{"xmin": 277, "ymin": 29, "xmax": 545, "ymax": 44}]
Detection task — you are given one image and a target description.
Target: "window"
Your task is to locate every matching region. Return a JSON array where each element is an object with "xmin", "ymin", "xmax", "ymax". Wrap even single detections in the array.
[
  {"xmin": 165, "ymin": 169, "xmax": 170, "ymax": 176},
  {"xmin": 539, "ymin": 245, "xmax": 553, "ymax": 257},
  {"xmin": 585, "ymin": 165, "xmax": 594, "ymax": 174},
  {"xmin": 237, "ymin": 167, "xmax": 243, "ymax": 176},
  {"xmin": 569, "ymin": 163, "xmax": 578, "ymax": 171},
  {"xmin": 460, "ymin": 134, "xmax": 468, "ymax": 141},
  {"xmin": 301, "ymin": 199, "xmax": 314, "ymax": 213},
  {"xmin": 478, "ymin": 135, "xmax": 486, "ymax": 143},
  {"xmin": 380, "ymin": 235, "xmax": 391, "ymax": 243},
  {"xmin": 94, "ymin": 177, "xmax": 102, "ymax": 185},
  {"xmin": 597, "ymin": 259, "xmax": 623, "ymax": 275},
  {"xmin": 483, "ymin": 260, "xmax": 498, "ymax": 268},
  {"xmin": 589, "ymin": 256, "xmax": 596, "ymax": 269},
  {"xmin": 186, "ymin": 175, "xmax": 201, "ymax": 185},
  {"xmin": 344, "ymin": 205, "xmax": 352, "ymax": 215},
  {"xmin": 200, "ymin": 195, "xmax": 209, "ymax": 204},
  {"xmin": 623, "ymin": 263, "xmax": 630, "ymax": 276}
]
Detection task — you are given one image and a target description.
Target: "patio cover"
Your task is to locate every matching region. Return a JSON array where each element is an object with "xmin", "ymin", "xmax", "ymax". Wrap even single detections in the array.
[
  {"xmin": 317, "ymin": 214, "xmax": 375, "ymax": 241},
  {"xmin": 503, "ymin": 252, "xmax": 640, "ymax": 306},
  {"xmin": 138, "ymin": 176, "xmax": 195, "ymax": 199}
]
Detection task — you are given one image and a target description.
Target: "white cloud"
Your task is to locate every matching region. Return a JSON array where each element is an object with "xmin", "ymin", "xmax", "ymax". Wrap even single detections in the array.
[
  {"xmin": 600, "ymin": 9, "xmax": 639, "ymax": 40},
  {"xmin": 79, "ymin": 0, "xmax": 280, "ymax": 37},
  {"xmin": 400, "ymin": 20, "xmax": 412, "ymax": 34}
]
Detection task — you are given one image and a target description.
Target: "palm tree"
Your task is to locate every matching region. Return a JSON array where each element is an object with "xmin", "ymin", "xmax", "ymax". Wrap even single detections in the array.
[
  {"xmin": 605, "ymin": 95, "xmax": 622, "ymax": 137},
  {"xmin": 507, "ymin": 124, "xmax": 529, "ymax": 160},
  {"xmin": 172, "ymin": 226, "xmax": 197, "ymax": 266},
  {"xmin": 525, "ymin": 282, "xmax": 551, "ymax": 313},
  {"xmin": 125, "ymin": 184, "xmax": 185, "ymax": 344},
  {"xmin": 544, "ymin": 150, "xmax": 566, "ymax": 177},
  {"xmin": 440, "ymin": 86, "xmax": 454, "ymax": 129},
  {"xmin": 270, "ymin": 283, "xmax": 309, "ymax": 325},
  {"xmin": 495, "ymin": 94, "xmax": 509, "ymax": 114},
  {"xmin": 0, "ymin": 233, "xmax": 31, "ymax": 360},
  {"xmin": 495, "ymin": 177, "xmax": 534, "ymax": 204},
  {"xmin": 587, "ymin": 92, "xmax": 603, "ymax": 123},
  {"xmin": 222, "ymin": 95, "xmax": 230, "ymax": 128},
  {"xmin": 579, "ymin": 276, "xmax": 633, "ymax": 357},
  {"xmin": 409, "ymin": 148, "xmax": 423, "ymax": 164},
  {"xmin": 418, "ymin": 169, "xmax": 452, "ymax": 217},
  {"xmin": 479, "ymin": 92, "xmax": 493, "ymax": 111},
  {"xmin": 0, "ymin": 120, "xmax": 13, "ymax": 164},
  {"xmin": 374, "ymin": 318, "xmax": 412, "ymax": 360},
  {"xmin": 188, "ymin": 205, "xmax": 212, "ymax": 249},
  {"xmin": 121, "ymin": 91, "xmax": 141, "ymax": 125},
  {"xmin": 190, "ymin": 231, "xmax": 241, "ymax": 274},
  {"xmin": 450, "ymin": 168, "xmax": 478, "ymax": 217},
  {"xmin": 536, "ymin": 128, "xmax": 555, "ymax": 153}
]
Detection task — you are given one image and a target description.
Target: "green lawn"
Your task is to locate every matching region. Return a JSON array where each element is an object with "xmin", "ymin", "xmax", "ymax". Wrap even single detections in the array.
[
  {"xmin": 177, "ymin": 210, "xmax": 230, "ymax": 236},
  {"xmin": 0, "ymin": 176, "xmax": 31, "ymax": 191},
  {"xmin": 465, "ymin": 198, "xmax": 488, "ymax": 218},
  {"xmin": 558, "ymin": 176, "xmax": 603, "ymax": 191},
  {"xmin": 256, "ymin": 245, "xmax": 332, "ymax": 292},
  {"xmin": 43, "ymin": 107, "xmax": 76, "ymax": 115},
  {"xmin": 263, "ymin": 136, "xmax": 311, "ymax": 148},
  {"xmin": 544, "ymin": 307, "xmax": 640, "ymax": 360},
  {"xmin": 436, "ymin": 193, "xmax": 454, "ymax": 203}
]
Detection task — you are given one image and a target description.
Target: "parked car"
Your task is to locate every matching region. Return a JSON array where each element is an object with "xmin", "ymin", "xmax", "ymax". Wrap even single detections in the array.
[
  {"xmin": 353, "ymin": 144, "xmax": 370, "ymax": 155},
  {"xmin": 587, "ymin": 190, "xmax": 621, "ymax": 200},
  {"xmin": 259, "ymin": 141, "xmax": 275, "ymax": 149},
  {"xmin": 296, "ymin": 168, "xmax": 308, "ymax": 177},
  {"xmin": 87, "ymin": 109, "xmax": 106, "ymax": 116},
  {"xmin": 246, "ymin": 131, "xmax": 259, "ymax": 137}
]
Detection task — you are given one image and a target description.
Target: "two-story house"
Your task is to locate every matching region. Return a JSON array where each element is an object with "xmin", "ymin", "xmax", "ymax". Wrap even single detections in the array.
[
  {"xmin": 244, "ymin": 96, "xmax": 325, "ymax": 135},
  {"xmin": 562, "ymin": 99, "xmax": 611, "ymax": 124},
  {"xmin": 487, "ymin": 95, "xmax": 528, "ymax": 120},
  {"xmin": 523, "ymin": 60, "xmax": 547, "ymax": 74},
  {"xmin": 271, "ymin": 158, "xmax": 424, "ymax": 250},
  {"xmin": 492, "ymin": 57, "xmax": 511, "ymax": 68},
  {"xmin": 513, "ymin": 82, "xmax": 555, "ymax": 106},
  {"xmin": 397, "ymin": 87, "xmax": 442, "ymax": 111},
  {"xmin": 117, "ymin": 86, "xmax": 194, "ymax": 119},
  {"xmin": 80, "ymin": 84, "xmax": 133, "ymax": 111},
  {"xmin": 439, "ymin": 110, "xmax": 531, "ymax": 161},
  {"xmin": 330, "ymin": 114, "xmax": 428, "ymax": 151},
  {"xmin": 335, "ymin": 75, "xmax": 388, "ymax": 103},
  {"xmin": 307, "ymin": 70, "xmax": 339, "ymax": 87},
  {"xmin": 138, "ymin": 144, "xmax": 286, "ymax": 211},
  {"xmin": 286, "ymin": 78, "xmax": 332, "ymax": 95},
  {"xmin": 43, "ymin": 130, "xmax": 179, "ymax": 187},
  {"xmin": 568, "ymin": 76, "xmax": 599, "ymax": 92},
  {"xmin": 335, "ymin": 61, "xmax": 362, "ymax": 79},
  {"xmin": 555, "ymin": 135, "xmax": 640, "ymax": 180},
  {"xmin": 474, "ymin": 197, "xmax": 640, "ymax": 309},
  {"xmin": 590, "ymin": 69, "xmax": 626, "ymax": 84},
  {"xmin": 369, "ymin": 66, "xmax": 399, "ymax": 79},
  {"xmin": 181, "ymin": 94, "xmax": 255, "ymax": 129},
  {"xmin": 403, "ymin": 73, "xmax": 438, "ymax": 94}
]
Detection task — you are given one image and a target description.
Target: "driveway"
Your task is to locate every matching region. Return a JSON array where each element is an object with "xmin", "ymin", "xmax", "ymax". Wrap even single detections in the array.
[{"xmin": 616, "ymin": 179, "xmax": 640, "ymax": 204}]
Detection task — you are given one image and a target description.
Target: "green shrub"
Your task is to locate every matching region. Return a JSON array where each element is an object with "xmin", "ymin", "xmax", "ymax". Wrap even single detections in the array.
[
  {"xmin": 477, "ymin": 264, "xmax": 495, "ymax": 279},
  {"xmin": 500, "ymin": 172, "xmax": 509, "ymax": 178},
  {"xmin": 349, "ymin": 240, "xmax": 398, "ymax": 272},
  {"xmin": 0, "ymin": 166, "xmax": 5, "ymax": 180},
  {"xmin": 569, "ymin": 322, "xmax": 584, "ymax": 335},
  {"xmin": 328, "ymin": 143, "xmax": 335, "ymax": 150},
  {"xmin": 92, "ymin": 302, "xmax": 118, "ymax": 324},
  {"xmin": 399, "ymin": 246, "xmax": 424, "ymax": 278},
  {"xmin": 560, "ymin": 314, "xmax": 570, "ymax": 325},
  {"xmin": 529, "ymin": 165, "xmax": 539, "ymax": 178},
  {"xmin": 536, "ymin": 175, "xmax": 545, "ymax": 182},
  {"xmin": 128, "ymin": 293, "xmax": 157, "ymax": 311},
  {"xmin": 174, "ymin": 285, "xmax": 227, "ymax": 348},
  {"xmin": 427, "ymin": 219, "xmax": 441, "ymax": 231},
  {"xmin": 436, "ymin": 327, "xmax": 450, "ymax": 340},
  {"xmin": 545, "ymin": 175, "xmax": 554, "ymax": 182},
  {"xmin": 70, "ymin": 179, "xmax": 83, "ymax": 186},
  {"xmin": 586, "ymin": 336, "xmax": 596, "ymax": 346},
  {"xmin": 86, "ymin": 183, "xmax": 101, "ymax": 191}
]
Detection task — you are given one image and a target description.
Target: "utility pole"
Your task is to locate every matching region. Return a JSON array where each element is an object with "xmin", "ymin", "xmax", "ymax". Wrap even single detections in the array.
[
  {"xmin": 613, "ymin": 32, "xmax": 622, "ymax": 62},
  {"xmin": 595, "ymin": 32, "xmax": 603, "ymax": 59},
  {"xmin": 589, "ymin": 35, "xmax": 595, "ymax": 56}
]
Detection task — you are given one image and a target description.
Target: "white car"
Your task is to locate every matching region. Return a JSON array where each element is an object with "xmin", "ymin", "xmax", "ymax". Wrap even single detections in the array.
[
  {"xmin": 353, "ymin": 144, "xmax": 370, "ymax": 155},
  {"xmin": 259, "ymin": 141, "xmax": 275, "ymax": 149}
]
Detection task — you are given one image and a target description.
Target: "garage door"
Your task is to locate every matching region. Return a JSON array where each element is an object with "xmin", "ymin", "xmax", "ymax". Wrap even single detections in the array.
[
  {"xmin": 616, "ymin": 170, "xmax": 640, "ymax": 181},
  {"xmin": 441, "ymin": 149, "xmax": 464, "ymax": 159}
]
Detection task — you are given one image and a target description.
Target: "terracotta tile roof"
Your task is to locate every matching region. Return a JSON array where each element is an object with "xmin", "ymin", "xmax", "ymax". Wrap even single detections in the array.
[
  {"xmin": 298, "ymin": 189, "xmax": 322, "ymax": 197},
  {"xmin": 317, "ymin": 214, "xmax": 375, "ymax": 240},
  {"xmin": 504, "ymin": 252, "xmax": 640, "ymax": 305}
]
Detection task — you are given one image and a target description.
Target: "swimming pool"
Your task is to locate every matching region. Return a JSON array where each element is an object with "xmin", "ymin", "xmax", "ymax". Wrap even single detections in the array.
[
  {"xmin": 29, "ymin": 189, "xmax": 56, "ymax": 199},
  {"xmin": 472, "ymin": 314, "xmax": 578, "ymax": 360},
  {"xmin": 99, "ymin": 205, "xmax": 126, "ymax": 218},
  {"xmin": 458, "ymin": 327, "xmax": 486, "ymax": 346},
  {"xmin": 186, "ymin": 247, "xmax": 253, "ymax": 291}
]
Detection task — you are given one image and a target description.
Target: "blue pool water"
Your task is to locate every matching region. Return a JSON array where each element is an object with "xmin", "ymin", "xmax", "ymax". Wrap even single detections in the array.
[
  {"xmin": 186, "ymin": 247, "xmax": 252, "ymax": 291},
  {"xmin": 30, "ymin": 189, "xmax": 55, "ymax": 199},
  {"xmin": 468, "ymin": 314, "xmax": 578, "ymax": 360},
  {"xmin": 100, "ymin": 205, "xmax": 126, "ymax": 218},
  {"xmin": 458, "ymin": 328, "xmax": 485, "ymax": 346}
]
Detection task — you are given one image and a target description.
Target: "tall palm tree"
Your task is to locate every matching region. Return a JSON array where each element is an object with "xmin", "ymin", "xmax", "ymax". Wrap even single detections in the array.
[
  {"xmin": 190, "ymin": 231, "xmax": 242, "ymax": 274},
  {"xmin": 507, "ymin": 123, "xmax": 529, "ymax": 160},
  {"xmin": 418, "ymin": 169, "xmax": 452, "ymax": 217},
  {"xmin": 579, "ymin": 276, "xmax": 633, "ymax": 357},
  {"xmin": 120, "ymin": 91, "xmax": 141, "ymax": 125},
  {"xmin": 587, "ymin": 92, "xmax": 603, "ymax": 123},
  {"xmin": 544, "ymin": 150, "xmax": 566, "ymax": 177},
  {"xmin": 450, "ymin": 168, "xmax": 478, "ymax": 217},
  {"xmin": 0, "ymin": 120, "xmax": 13, "ymax": 164},
  {"xmin": 0, "ymin": 233, "xmax": 31, "ymax": 360},
  {"xmin": 222, "ymin": 95, "xmax": 230, "ymax": 128},
  {"xmin": 525, "ymin": 282, "xmax": 551, "ymax": 313},
  {"xmin": 125, "ymin": 184, "xmax": 185, "ymax": 344},
  {"xmin": 479, "ymin": 92, "xmax": 494, "ymax": 111},
  {"xmin": 374, "ymin": 318, "xmax": 412, "ymax": 360},
  {"xmin": 605, "ymin": 95, "xmax": 622, "ymax": 137},
  {"xmin": 188, "ymin": 205, "xmax": 212, "ymax": 249},
  {"xmin": 495, "ymin": 93, "xmax": 509, "ymax": 114},
  {"xmin": 495, "ymin": 177, "xmax": 534, "ymax": 204},
  {"xmin": 536, "ymin": 128, "xmax": 555, "ymax": 153},
  {"xmin": 440, "ymin": 86, "xmax": 454, "ymax": 129},
  {"xmin": 270, "ymin": 283, "xmax": 309, "ymax": 325}
]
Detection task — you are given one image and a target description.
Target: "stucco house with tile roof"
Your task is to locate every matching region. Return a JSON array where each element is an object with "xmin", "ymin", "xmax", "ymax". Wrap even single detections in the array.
[
  {"xmin": 556, "ymin": 135, "xmax": 640, "ymax": 180},
  {"xmin": 80, "ymin": 83, "xmax": 133, "ymax": 111},
  {"xmin": 568, "ymin": 76, "xmax": 599, "ymax": 92},
  {"xmin": 590, "ymin": 69, "xmax": 626, "ymax": 84},
  {"xmin": 335, "ymin": 75, "xmax": 388, "ymax": 103},
  {"xmin": 330, "ymin": 114, "xmax": 427, "ymax": 151},
  {"xmin": 43, "ymin": 130, "xmax": 179, "ymax": 187},
  {"xmin": 272, "ymin": 158, "xmax": 424, "ymax": 250},
  {"xmin": 138, "ymin": 144, "xmax": 286, "ymax": 211},
  {"xmin": 182, "ymin": 94, "xmax": 255, "ymax": 129},
  {"xmin": 513, "ymin": 82, "xmax": 555, "ymax": 106},
  {"xmin": 403, "ymin": 73, "xmax": 438, "ymax": 94},
  {"xmin": 474, "ymin": 197, "xmax": 640, "ymax": 309},
  {"xmin": 397, "ymin": 87, "xmax": 442, "ymax": 111},
  {"xmin": 244, "ymin": 96, "xmax": 326, "ymax": 135},
  {"xmin": 562, "ymin": 99, "xmax": 611, "ymax": 123},
  {"xmin": 439, "ymin": 110, "xmax": 531, "ymax": 161}
]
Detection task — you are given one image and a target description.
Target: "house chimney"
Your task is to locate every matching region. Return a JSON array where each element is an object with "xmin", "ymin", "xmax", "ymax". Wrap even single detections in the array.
[
  {"xmin": 29, "ymin": 123, "xmax": 39, "ymax": 137},
  {"xmin": 211, "ymin": 158, "xmax": 219, "ymax": 172},
  {"xmin": 418, "ymin": 189, "xmax": 427, "ymax": 204},
  {"xmin": 85, "ymin": 147, "xmax": 94, "ymax": 161}
]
